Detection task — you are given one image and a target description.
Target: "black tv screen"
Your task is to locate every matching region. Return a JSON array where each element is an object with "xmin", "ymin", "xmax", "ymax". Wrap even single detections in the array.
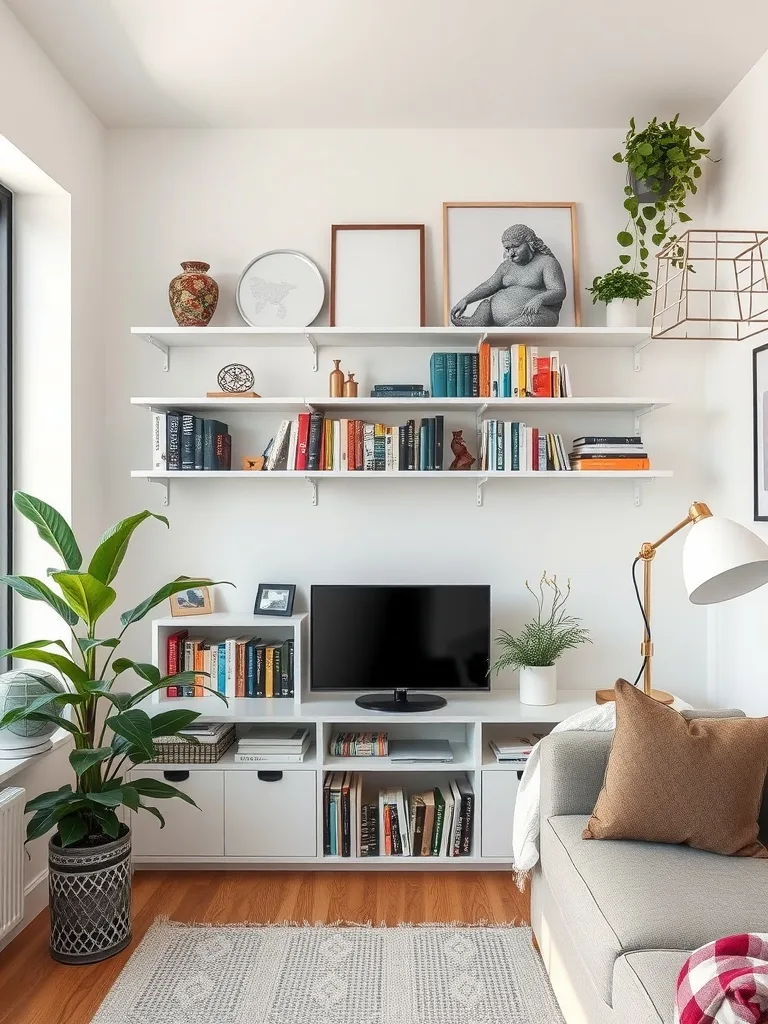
[{"xmin": 310, "ymin": 585, "xmax": 490, "ymax": 692}]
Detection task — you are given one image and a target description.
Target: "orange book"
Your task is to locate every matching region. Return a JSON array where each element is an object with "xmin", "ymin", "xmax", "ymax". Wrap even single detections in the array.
[
  {"xmin": 347, "ymin": 420, "xmax": 356, "ymax": 470},
  {"xmin": 265, "ymin": 645, "xmax": 274, "ymax": 697},
  {"xmin": 192, "ymin": 639, "xmax": 205, "ymax": 698},
  {"xmin": 478, "ymin": 342, "xmax": 491, "ymax": 398},
  {"xmin": 571, "ymin": 458, "xmax": 650, "ymax": 471},
  {"xmin": 383, "ymin": 803, "xmax": 392, "ymax": 856},
  {"xmin": 234, "ymin": 635, "xmax": 250, "ymax": 697}
]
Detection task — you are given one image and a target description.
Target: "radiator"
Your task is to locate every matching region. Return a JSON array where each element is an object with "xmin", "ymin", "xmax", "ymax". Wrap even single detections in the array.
[{"xmin": 0, "ymin": 787, "xmax": 25, "ymax": 942}]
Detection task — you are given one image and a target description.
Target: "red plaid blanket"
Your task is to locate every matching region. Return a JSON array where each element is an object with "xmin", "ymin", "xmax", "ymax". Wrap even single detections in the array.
[{"xmin": 676, "ymin": 935, "xmax": 768, "ymax": 1024}]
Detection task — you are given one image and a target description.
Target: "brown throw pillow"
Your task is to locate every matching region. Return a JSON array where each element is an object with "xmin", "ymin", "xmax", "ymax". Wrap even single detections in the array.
[{"xmin": 583, "ymin": 679, "xmax": 768, "ymax": 857}]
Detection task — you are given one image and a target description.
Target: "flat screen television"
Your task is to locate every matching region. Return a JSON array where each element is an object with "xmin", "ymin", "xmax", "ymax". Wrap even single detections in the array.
[{"xmin": 310, "ymin": 584, "xmax": 491, "ymax": 712}]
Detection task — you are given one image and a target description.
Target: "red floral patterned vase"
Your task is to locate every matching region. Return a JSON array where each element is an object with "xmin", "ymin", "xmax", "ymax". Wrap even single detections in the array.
[{"xmin": 168, "ymin": 261, "xmax": 219, "ymax": 326}]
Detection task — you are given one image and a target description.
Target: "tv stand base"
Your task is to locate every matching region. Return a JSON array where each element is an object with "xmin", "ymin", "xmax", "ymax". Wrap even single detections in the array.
[{"xmin": 355, "ymin": 688, "xmax": 447, "ymax": 713}]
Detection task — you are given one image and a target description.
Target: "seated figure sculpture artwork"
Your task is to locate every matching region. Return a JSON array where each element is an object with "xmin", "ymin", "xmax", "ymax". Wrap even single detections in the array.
[{"xmin": 450, "ymin": 224, "xmax": 567, "ymax": 328}]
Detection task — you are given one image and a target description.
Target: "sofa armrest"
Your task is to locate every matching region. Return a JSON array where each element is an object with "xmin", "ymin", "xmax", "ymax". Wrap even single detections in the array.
[{"xmin": 539, "ymin": 731, "xmax": 612, "ymax": 819}]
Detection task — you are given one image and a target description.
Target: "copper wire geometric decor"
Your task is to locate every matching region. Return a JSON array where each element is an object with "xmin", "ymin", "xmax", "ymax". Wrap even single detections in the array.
[{"xmin": 652, "ymin": 229, "xmax": 768, "ymax": 341}]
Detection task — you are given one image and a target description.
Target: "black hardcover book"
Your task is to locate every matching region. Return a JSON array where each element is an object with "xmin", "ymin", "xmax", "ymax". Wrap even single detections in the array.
[
  {"xmin": 407, "ymin": 420, "xmax": 416, "ymax": 470},
  {"xmin": 167, "ymin": 412, "xmax": 182, "ymax": 471},
  {"xmin": 373, "ymin": 384, "xmax": 425, "ymax": 393},
  {"xmin": 434, "ymin": 415, "xmax": 444, "ymax": 471},
  {"xmin": 306, "ymin": 413, "xmax": 324, "ymax": 470},
  {"xmin": 323, "ymin": 777, "xmax": 332, "ymax": 856},
  {"xmin": 279, "ymin": 640, "xmax": 291, "ymax": 697},
  {"xmin": 194, "ymin": 417, "xmax": 204, "ymax": 471},
  {"xmin": 360, "ymin": 803, "xmax": 369, "ymax": 856},
  {"xmin": 571, "ymin": 451, "xmax": 649, "ymax": 460},
  {"xmin": 368, "ymin": 803, "xmax": 379, "ymax": 856},
  {"xmin": 181, "ymin": 414, "xmax": 196, "ymax": 470},
  {"xmin": 457, "ymin": 778, "xmax": 474, "ymax": 856},
  {"xmin": 341, "ymin": 777, "xmax": 351, "ymax": 858},
  {"xmin": 254, "ymin": 642, "xmax": 268, "ymax": 698},
  {"xmin": 413, "ymin": 801, "xmax": 426, "ymax": 857},
  {"xmin": 398, "ymin": 426, "xmax": 408, "ymax": 471},
  {"xmin": 390, "ymin": 803, "xmax": 402, "ymax": 855},
  {"xmin": 286, "ymin": 640, "xmax": 294, "ymax": 697},
  {"xmin": 572, "ymin": 435, "xmax": 641, "ymax": 446},
  {"xmin": 272, "ymin": 645, "xmax": 282, "ymax": 699},
  {"xmin": 471, "ymin": 352, "xmax": 480, "ymax": 397},
  {"xmin": 462, "ymin": 354, "xmax": 472, "ymax": 397},
  {"xmin": 203, "ymin": 419, "xmax": 228, "ymax": 471}
]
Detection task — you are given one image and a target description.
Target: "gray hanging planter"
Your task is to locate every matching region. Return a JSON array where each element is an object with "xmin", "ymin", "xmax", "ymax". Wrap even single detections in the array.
[
  {"xmin": 629, "ymin": 170, "xmax": 672, "ymax": 205},
  {"xmin": 48, "ymin": 826, "xmax": 132, "ymax": 964}
]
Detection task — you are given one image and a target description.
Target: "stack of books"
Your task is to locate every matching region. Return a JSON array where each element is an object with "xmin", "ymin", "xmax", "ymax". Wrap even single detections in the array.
[
  {"xmin": 234, "ymin": 725, "xmax": 311, "ymax": 763},
  {"xmin": 165, "ymin": 631, "xmax": 294, "ymax": 698},
  {"xmin": 329, "ymin": 732, "xmax": 389, "ymax": 757},
  {"xmin": 264, "ymin": 414, "xmax": 446, "ymax": 471},
  {"xmin": 323, "ymin": 775, "xmax": 474, "ymax": 858},
  {"xmin": 480, "ymin": 422, "xmax": 570, "ymax": 472},
  {"xmin": 370, "ymin": 383, "xmax": 429, "ymax": 398},
  {"xmin": 429, "ymin": 353, "xmax": 480, "ymax": 397},
  {"xmin": 489, "ymin": 733, "xmax": 547, "ymax": 766},
  {"xmin": 155, "ymin": 412, "xmax": 231, "ymax": 472},
  {"xmin": 569, "ymin": 435, "xmax": 650, "ymax": 471},
  {"xmin": 478, "ymin": 342, "xmax": 572, "ymax": 399}
]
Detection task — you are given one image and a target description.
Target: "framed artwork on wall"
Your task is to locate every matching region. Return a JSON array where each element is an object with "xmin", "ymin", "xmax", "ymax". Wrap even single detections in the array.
[
  {"xmin": 753, "ymin": 342, "xmax": 768, "ymax": 520},
  {"xmin": 330, "ymin": 224, "xmax": 426, "ymax": 327},
  {"xmin": 442, "ymin": 202, "xmax": 581, "ymax": 328}
]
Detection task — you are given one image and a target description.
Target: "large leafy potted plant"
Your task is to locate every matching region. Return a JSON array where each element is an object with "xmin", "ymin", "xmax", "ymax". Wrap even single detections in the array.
[
  {"xmin": 491, "ymin": 574, "xmax": 590, "ymax": 706},
  {"xmin": 0, "ymin": 492, "xmax": 228, "ymax": 964}
]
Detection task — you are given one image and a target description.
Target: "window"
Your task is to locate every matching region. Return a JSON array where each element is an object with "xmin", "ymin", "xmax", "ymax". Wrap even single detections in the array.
[{"xmin": 0, "ymin": 183, "xmax": 11, "ymax": 657}]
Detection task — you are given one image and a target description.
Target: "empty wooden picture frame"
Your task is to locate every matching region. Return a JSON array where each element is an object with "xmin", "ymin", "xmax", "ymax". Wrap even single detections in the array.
[{"xmin": 330, "ymin": 224, "xmax": 426, "ymax": 327}]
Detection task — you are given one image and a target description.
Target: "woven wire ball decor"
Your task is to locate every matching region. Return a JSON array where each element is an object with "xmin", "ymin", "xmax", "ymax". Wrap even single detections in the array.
[{"xmin": 217, "ymin": 363, "xmax": 255, "ymax": 393}]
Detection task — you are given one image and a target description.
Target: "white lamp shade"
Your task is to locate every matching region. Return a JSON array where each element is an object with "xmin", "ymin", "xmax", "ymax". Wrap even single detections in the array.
[{"xmin": 683, "ymin": 515, "xmax": 768, "ymax": 605}]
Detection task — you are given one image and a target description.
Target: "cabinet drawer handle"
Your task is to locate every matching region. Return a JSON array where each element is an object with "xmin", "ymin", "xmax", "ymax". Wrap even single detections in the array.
[
  {"xmin": 257, "ymin": 771, "xmax": 283, "ymax": 783},
  {"xmin": 163, "ymin": 770, "xmax": 190, "ymax": 783}
]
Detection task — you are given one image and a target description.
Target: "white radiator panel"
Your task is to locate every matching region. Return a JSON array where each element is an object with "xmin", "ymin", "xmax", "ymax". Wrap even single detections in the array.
[{"xmin": 0, "ymin": 787, "xmax": 25, "ymax": 942}]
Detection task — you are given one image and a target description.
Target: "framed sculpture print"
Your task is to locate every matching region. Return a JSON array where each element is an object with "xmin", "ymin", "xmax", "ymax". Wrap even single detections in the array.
[
  {"xmin": 330, "ymin": 224, "xmax": 426, "ymax": 327},
  {"xmin": 753, "ymin": 342, "xmax": 768, "ymax": 520},
  {"xmin": 443, "ymin": 202, "xmax": 581, "ymax": 328}
]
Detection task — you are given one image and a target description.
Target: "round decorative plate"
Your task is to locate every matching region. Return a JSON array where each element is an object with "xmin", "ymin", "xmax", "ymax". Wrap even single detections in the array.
[{"xmin": 236, "ymin": 250, "xmax": 324, "ymax": 328}]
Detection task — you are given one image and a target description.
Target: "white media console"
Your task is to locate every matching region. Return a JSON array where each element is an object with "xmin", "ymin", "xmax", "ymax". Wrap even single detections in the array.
[{"xmin": 129, "ymin": 613, "xmax": 600, "ymax": 869}]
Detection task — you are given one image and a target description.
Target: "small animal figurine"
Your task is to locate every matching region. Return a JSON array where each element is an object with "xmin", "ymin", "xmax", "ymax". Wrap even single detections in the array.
[
  {"xmin": 449, "ymin": 430, "xmax": 476, "ymax": 471},
  {"xmin": 241, "ymin": 456, "xmax": 265, "ymax": 471}
]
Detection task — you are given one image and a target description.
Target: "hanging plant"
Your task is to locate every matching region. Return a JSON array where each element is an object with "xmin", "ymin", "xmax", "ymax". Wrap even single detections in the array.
[{"xmin": 612, "ymin": 114, "xmax": 711, "ymax": 270}]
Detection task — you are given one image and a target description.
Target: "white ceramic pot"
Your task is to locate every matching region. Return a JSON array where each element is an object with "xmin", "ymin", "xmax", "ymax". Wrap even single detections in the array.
[
  {"xmin": 519, "ymin": 665, "xmax": 557, "ymax": 706},
  {"xmin": 605, "ymin": 299, "xmax": 638, "ymax": 328}
]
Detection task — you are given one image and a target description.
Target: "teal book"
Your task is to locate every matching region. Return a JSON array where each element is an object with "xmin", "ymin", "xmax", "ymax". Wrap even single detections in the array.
[
  {"xmin": 203, "ymin": 419, "xmax": 228, "ymax": 471},
  {"xmin": 511, "ymin": 422, "xmax": 520, "ymax": 471},
  {"xmin": 419, "ymin": 420, "xmax": 429, "ymax": 469},
  {"xmin": 193, "ymin": 417, "xmax": 204, "ymax": 471},
  {"xmin": 329, "ymin": 797, "xmax": 337, "ymax": 856},
  {"xmin": 429, "ymin": 353, "xmax": 447, "ymax": 398},
  {"xmin": 245, "ymin": 637, "xmax": 260, "ymax": 697},
  {"xmin": 217, "ymin": 642, "xmax": 226, "ymax": 694},
  {"xmin": 458, "ymin": 353, "xmax": 472, "ymax": 398},
  {"xmin": 446, "ymin": 353, "xmax": 458, "ymax": 398}
]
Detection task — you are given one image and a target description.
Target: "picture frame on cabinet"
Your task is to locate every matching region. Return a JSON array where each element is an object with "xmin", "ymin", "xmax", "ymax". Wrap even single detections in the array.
[
  {"xmin": 443, "ymin": 202, "xmax": 581, "ymax": 328},
  {"xmin": 753, "ymin": 341, "xmax": 768, "ymax": 520},
  {"xmin": 330, "ymin": 224, "xmax": 426, "ymax": 327},
  {"xmin": 254, "ymin": 583, "xmax": 296, "ymax": 617},
  {"xmin": 170, "ymin": 583, "xmax": 213, "ymax": 617}
]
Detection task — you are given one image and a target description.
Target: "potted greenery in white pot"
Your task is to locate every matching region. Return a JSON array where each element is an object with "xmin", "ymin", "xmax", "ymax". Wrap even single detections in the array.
[
  {"xmin": 587, "ymin": 267, "xmax": 653, "ymax": 328},
  {"xmin": 0, "ymin": 492, "xmax": 229, "ymax": 964},
  {"xmin": 491, "ymin": 574, "xmax": 591, "ymax": 705}
]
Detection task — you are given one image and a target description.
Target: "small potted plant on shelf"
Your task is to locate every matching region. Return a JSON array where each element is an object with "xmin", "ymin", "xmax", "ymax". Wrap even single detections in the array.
[
  {"xmin": 491, "ymin": 574, "xmax": 591, "ymax": 706},
  {"xmin": 0, "ymin": 492, "xmax": 229, "ymax": 964},
  {"xmin": 587, "ymin": 267, "xmax": 653, "ymax": 328}
]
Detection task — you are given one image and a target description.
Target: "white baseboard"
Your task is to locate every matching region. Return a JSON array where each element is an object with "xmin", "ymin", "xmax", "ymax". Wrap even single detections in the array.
[{"xmin": 0, "ymin": 869, "xmax": 48, "ymax": 953}]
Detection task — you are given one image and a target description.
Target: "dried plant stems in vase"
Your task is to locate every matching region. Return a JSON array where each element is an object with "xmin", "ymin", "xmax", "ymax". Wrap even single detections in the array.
[{"xmin": 491, "ymin": 574, "xmax": 591, "ymax": 706}]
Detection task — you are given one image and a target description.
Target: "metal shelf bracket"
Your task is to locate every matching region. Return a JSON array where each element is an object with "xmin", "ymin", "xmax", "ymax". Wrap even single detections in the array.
[
  {"xmin": 633, "ymin": 337, "xmax": 652, "ymax": 372},
  {"xmin": 476, "ymin": 476, "xmax": 489, "ymax": 507},
  {"xmin": 634, "ymin": 482, "xmax": 642, "ymax": 507},
  {"xmin": 476, "ymin": 402, "xmax": 488, "ymax": 431},
  {"xmin": 305, "ymin": 477, "xmax": 318, "ymax": 506},
  {"xmin": 145, "ymin": 334, "xmax": 170, "ymax": 372},
  {"xmin": 633, "ymin": 403, "xmax": 656, "ymax": 436},
  {"xmin": 149, "ymin": 478, "xmax": 170, "ymax": 507},
  {"xmin": 305, "ymin": 333, "xmax": 318, "ymax": 372}
]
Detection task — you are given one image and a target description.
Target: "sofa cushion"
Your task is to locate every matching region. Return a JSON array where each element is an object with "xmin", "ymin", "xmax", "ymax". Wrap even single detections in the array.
[
  {"xmin": 542, "ymin": 814, "xmax": 768, "ymax": 1004},
  {"xmin": 584, "ymin": 680, "xmax": 768, "ymax": 857},
  {"xmin": 613, "ymin": 951, "xmax": 691, "ymax": 1024}
]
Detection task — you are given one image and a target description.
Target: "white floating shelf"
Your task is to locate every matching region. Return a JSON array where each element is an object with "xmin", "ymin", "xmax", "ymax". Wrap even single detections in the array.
[
  {"xmin": 132, "ymin": 325, "xmax": 652, "ymax": 371},
  {"xmin": 131, "ymin": 395, "xmax": 670, "ymax": 416}
]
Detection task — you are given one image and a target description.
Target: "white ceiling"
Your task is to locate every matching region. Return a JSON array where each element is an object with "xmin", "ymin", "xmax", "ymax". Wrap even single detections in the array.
[{"xmin": 6, "ymin": 0, "xmax": 768, "ymax": 129}]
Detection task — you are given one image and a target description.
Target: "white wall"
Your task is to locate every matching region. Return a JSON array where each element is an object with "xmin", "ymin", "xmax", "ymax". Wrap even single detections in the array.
[
  {"xmin": 105, "ymin": 129, "xmax": 711, "ymax": 703},
  {"xmin": 699, "ymin": 51, "xmax": 768, "ymax": 714},
  {"xmin": 0, "ymin": 0, "xmax": 105, "ymax": 933}
]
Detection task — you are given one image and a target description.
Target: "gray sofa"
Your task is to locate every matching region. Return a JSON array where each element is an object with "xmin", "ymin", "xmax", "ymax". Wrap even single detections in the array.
[{"xmin": 532, "ymin": 728, "xmax": 768, "ymax": 1024}]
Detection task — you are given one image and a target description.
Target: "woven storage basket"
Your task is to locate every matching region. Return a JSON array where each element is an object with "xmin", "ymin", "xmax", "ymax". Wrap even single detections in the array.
[{"xmin": 151, "ymin": 726, "xmax": 236, "ymax": 764}]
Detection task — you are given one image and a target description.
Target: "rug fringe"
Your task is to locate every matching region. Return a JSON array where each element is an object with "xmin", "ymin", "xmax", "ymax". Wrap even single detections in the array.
[{"xmin": 151, "ymin": 915, "xmax": 528, "ymax": 930}]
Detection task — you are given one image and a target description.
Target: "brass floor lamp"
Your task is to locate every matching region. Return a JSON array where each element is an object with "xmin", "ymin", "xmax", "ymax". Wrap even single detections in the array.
[{"xmin": 596, "ymin": 502, "xmax": 768, "ymax": 705}]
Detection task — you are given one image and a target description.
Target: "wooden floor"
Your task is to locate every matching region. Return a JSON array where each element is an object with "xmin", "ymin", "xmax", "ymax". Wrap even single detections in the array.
[{"xmin": 0, "ymin": 870, "xmax": 529, "ymax": 1024}]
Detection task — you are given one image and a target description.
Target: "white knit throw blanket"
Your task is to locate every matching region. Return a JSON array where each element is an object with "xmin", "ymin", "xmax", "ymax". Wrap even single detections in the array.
[{"xmin": 513, "ymin": 702, "xmax": 616, "ymax": 885}]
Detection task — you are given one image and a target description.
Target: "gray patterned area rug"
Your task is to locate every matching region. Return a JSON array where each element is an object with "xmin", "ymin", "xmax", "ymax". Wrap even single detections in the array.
[{"xmin": 92, "ymin": 920, "xmax": 565, "ymax": 1024}]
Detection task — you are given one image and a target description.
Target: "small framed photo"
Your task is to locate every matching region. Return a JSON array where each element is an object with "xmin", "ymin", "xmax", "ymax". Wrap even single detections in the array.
[
  {"xmin": 753, "ymin": 342, "xmax": 768, "ymax": 520},
  {"xmin": 170, "ymin": 584, "xmax": 212, "ymax": 617},
  {"xmin": 443, "ymin": 202, "xmax": 581, "ymax": 327},
  {"xmin": 254, "ymin": 584, "xmax": 296, "ymax": 617}
]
